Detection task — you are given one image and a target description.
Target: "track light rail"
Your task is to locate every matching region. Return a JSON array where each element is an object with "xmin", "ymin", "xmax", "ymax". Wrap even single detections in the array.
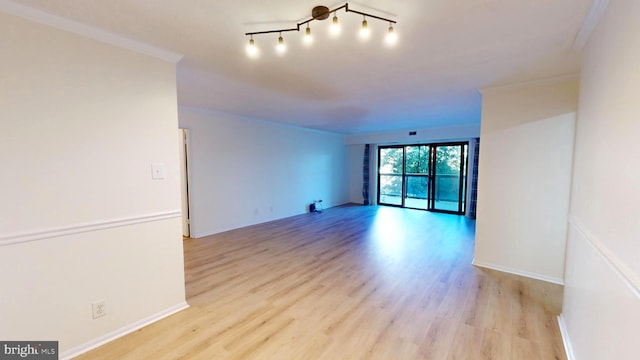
[{"xmin": 244, "ymin": 3, "xmax": 396, "ymax": 37}]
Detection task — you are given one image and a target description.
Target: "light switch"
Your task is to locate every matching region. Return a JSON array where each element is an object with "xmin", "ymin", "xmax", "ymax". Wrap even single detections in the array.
[{"xmin": 151, "ymin": 163, "xmax": 165, "ymax": 180}]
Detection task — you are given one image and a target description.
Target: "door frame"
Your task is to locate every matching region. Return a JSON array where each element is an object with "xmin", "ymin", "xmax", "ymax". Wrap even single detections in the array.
[
  {"xmin": 376, "ymin": 145, "xmax": 406, "ymax": 208},
  {"xmin": 377, "ymin": 141, "xmax": 469, "ymax": 215},
  {"xmin": 429, "ymin": 142, "xmax": 468, "ymax": 214},
  {"xmin": 179, "ymin": 128, "xmax": 192, "ymax": 237}
]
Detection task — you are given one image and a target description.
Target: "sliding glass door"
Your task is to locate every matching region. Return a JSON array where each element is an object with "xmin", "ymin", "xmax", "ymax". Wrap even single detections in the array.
[{"xmin": 378, "ymin": 142, "xmax": 468, "ymax": 214}]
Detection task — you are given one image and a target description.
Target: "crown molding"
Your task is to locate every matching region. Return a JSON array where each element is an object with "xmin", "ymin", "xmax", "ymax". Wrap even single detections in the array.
[
  {"xmin": 178, "ymin": 105, "xmax": 346, "ymax": 136},
  {"xmin": 573, "ymin": 0, "xmax": 610, "ymax": 50},
  {"xmin": 0, "ymin": 0, "xmax": 183, "ymax": 63}
]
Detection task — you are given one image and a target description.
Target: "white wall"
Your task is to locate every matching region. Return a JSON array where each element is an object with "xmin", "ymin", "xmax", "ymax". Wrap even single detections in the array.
[
  {"xmin": 560, "ymin": 0, "xmax": 640, "ymax": 358},
  {"xmin": 178, "ymin": 107, "xmax": 350, "ymax": 237},
  {"xmin": 0, "ymin": 12, "xmax": 186, "ymax": 356},
  {"xmin": 474, "ymin": 78, "xmax": 579, "ymax": 284}
]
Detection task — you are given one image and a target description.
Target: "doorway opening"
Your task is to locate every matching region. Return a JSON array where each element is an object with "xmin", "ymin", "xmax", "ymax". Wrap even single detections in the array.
[
  {"xmin": 377, "ymin": 142, "xmax": 468, "ymax": 214},
  {"xmin": 179, "ymin": 129, "xmax": 192, "ymax": 238}
]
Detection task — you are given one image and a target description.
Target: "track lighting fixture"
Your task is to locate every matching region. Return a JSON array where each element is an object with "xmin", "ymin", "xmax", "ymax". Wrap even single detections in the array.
[{"xmin": 244, "ymin": 3, "xmax": 397, "ymax": 57}]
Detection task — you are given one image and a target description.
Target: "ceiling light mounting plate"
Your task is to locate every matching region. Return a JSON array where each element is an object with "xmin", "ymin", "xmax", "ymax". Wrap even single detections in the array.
[{"xmin": 311, "ymin": 6, "xmax": 330, "ymax": 20}]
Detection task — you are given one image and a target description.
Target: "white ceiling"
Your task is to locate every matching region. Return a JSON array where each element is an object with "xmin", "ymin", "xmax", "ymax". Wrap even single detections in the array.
[{"xmin": 10, "ymin": 0, "xmax": 592, "ymax": 134}]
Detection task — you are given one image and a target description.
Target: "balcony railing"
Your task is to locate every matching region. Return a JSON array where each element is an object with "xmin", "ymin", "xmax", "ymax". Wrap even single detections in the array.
[{"xmin": 379, "ymin": 173, "xmax": 465, "ymax": 202}]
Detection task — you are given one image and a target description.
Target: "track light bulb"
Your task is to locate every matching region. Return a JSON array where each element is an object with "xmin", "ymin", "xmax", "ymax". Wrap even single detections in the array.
[
  {"xmin": 330, "ymin": 12, "xmax": 340, "ymax": 35},
  {"xmin": 304, "ymin": 25, "xmax": 313, "ymax": 44},
  {"xmin": 246, "ymin": 37, "xmax": 259, "ymax": 58},
  {"xmin": 360, "ymin": 17, "xmax": 370, "ymax": 39},
  {"xmin": 276, "ymin": 34, "xmax": 286, "ymax": 54},
  {"xmin": 385, "ymin": 24, "xmax": 398, "ymax": 45}
]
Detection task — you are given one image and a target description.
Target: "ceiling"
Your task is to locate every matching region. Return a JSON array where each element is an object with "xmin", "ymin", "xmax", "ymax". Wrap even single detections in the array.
[{"xmin": 10, "ymin": 0, "xmax": 592, "ymax": 134}]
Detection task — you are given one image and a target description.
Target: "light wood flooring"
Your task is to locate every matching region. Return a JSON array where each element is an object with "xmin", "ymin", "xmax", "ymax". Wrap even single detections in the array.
[{"xmin": 76, "ymin": 205, "xmax": 566, "ymax": 359}]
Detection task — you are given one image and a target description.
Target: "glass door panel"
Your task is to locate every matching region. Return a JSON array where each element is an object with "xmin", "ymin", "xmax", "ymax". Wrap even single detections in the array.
[
  {"xmin": 404, "ymin": 145, "xmax": 430, "ymax": 210},
  {"xmin": 432, "ymin": 145, "xmax": 467, "ymax": 213},
  {"xmin": 378, "ymin": 147, "xmax": 404, "ymax": 206}
]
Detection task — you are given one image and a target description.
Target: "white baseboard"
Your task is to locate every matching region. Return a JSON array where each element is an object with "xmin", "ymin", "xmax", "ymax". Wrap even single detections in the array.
[
  {"xmin": 60, "ymin": 302, "xmax": 189, "ymax": 360},
  {"xmin": 471, "ymin": 259, "xmax": 564, "ymax": 285},
  {"xmin": 557, "ymin": 314, "xmax": 575, "ymax": 360}
]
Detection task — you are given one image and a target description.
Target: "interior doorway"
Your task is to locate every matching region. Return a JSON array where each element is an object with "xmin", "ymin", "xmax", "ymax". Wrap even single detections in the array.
[
  {"xmin": 377, "ymin": 142, "xmax": 468, "ymax": 214},
  {"xmin": 179, "ymin": 129, "xmax": 191, "ymax": 237}
]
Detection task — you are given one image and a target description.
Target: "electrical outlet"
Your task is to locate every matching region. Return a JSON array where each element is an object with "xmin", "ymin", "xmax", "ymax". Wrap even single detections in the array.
[{"xmin": 92, "ymin": 300, "xmax": 107, "ymax": 319}]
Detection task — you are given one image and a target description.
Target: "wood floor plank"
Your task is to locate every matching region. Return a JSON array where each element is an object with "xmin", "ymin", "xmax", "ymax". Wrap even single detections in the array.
[
  {"xmin": 449, "ymin": 324, "xmax": 484, "ymax": 360},
  {"xmin": 462, "ymin": 271, "xmax": 491, "ymax": 327},
  {"xmin": 511, "ymin": 334, "xmax": 542, "ymax": 360},
  {"xmin": 512, "ymin": 278, "xmax": 538, "ymax": 340},
  {"xmin": 480, "ymin": 329, "xmax": 511, "ymax": 360},
  {"xmin": 74, "ymin": 205, "xmax": 567, "ymax": 359},
  {"xmin": 484, "ymin": 273, "xmax": 513, "ymax": 334},
  {"xmin": 418, "ymin": 315, "xmax": 460, "ymax": 358}
]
